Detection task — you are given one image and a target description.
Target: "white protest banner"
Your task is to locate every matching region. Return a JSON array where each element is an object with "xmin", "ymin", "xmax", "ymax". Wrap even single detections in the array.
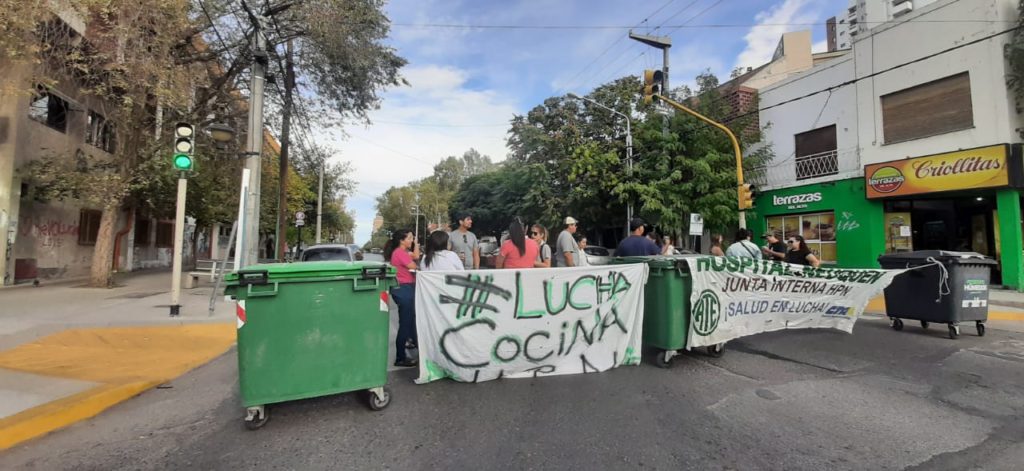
[
  {"xmin": 684, "ymin": 257, "xmax": 908, "ymax": 347},
  {"xmin": 414, "ymin": 264, "xmax": 649, "ymax": 384}
]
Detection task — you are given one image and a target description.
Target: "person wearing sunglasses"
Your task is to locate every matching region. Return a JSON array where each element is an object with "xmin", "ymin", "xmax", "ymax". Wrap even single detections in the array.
[
  {"xmin": 554, "ymin": 217, "xmax": 582, "ymax": 267},
  {"xmin": 531, "ymin": 224, "xmax": 552, "ymax": 268},
  {"xmin": 449, "ymin": 213, "xmax": 479, "ymax": 270},
  {"xmin": 785, "ymin": 235, "xmax": 821, "ymax": 267}
]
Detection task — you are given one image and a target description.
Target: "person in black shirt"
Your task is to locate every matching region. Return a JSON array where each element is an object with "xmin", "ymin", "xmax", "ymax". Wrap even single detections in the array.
[
  {"xmin": 785, "ymin": 235, "xmax": 821, "ymax": 267},
  {"xmin": 761, "ymin": 233, "xmax": 787, "ymax": 261},
  {"xmin": 616, "ymin": 218, "xmax": 661, "ymax": 257}
]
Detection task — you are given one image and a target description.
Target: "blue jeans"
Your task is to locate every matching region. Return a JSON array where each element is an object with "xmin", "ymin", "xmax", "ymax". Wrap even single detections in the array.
[{"xmin": 390, "ymin": 283, "xmax": 417, "ymax": 362}]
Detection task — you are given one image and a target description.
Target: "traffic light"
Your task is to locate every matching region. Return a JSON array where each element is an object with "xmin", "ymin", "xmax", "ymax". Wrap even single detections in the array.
[
  {"xmin": 173, "ymin": 122, "xmax": 195, "ymax": 172},
  {"xmin": 643, "ymin": 69, "xmax": 664, "ymax": 104},
  {"xmin": 738, "ymin": 183, "xmax": 756, "ymax": 210}
]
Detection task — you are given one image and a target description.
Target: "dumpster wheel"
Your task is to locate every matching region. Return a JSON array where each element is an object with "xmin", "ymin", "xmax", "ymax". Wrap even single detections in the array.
[
  {"xmin": 367, "ymin": 386, "xmax": 391, "ymax": 411},
  {"xmin": 920, "ymin": 321, "xmax": 929, "ymax": 329},
  {"xmin": 948, "ymin": 323, "xmax": 960, "ymax": 339},
  {"xmin": 706, "ymin": 343, "xmax": 725, "ymax": 358},
  {"xmin": 244, "ymin": 406, "xmax": 269, "ymax": 430},
  {"xmin": 976, "ymin": 322, "xmax": 985, "ymax": 337},
  {"xmin": 890, "ymin": 318, "xmax": 904, "ymax": 331},
  {"xmin": 653, "ymin": 350, "xmax": 675, "ymax": 368}
]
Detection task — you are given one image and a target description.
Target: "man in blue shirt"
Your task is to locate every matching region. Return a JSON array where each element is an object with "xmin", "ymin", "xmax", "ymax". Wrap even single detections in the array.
[{"xmin": 616, "ymin": 218, "xmax": 661, "ymax": 257}]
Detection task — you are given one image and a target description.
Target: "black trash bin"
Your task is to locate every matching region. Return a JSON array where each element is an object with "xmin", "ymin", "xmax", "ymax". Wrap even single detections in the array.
[{"xmin": 878, "ymin": 250, "xmax": 997, "ymax": 339}]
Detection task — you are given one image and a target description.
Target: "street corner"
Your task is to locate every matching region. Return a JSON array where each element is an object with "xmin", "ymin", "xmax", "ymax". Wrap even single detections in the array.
[{"xmin": 0, "ymin": 323, "xmax": 236, "ymax": 449}]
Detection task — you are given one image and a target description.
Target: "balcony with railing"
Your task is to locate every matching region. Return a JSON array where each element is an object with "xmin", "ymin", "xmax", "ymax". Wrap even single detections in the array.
[{"xmin": 795, "ymin": 149, "xmax": 839, "ymax": 180}]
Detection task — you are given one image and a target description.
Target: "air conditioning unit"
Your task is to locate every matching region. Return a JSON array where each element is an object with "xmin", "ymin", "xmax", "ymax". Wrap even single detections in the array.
[{"xmin": 892, "ymin": 2, "xmax": 913, "ymax": 17}]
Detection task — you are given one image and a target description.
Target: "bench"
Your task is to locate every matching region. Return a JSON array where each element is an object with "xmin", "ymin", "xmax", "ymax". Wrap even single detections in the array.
[{"xmin": 185, "ymin": 259, "xmax": 231, "ymax": 289}]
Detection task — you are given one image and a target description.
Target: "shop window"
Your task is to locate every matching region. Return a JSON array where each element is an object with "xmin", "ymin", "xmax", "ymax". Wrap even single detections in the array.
[
  {"xmin": 86, "ymin": 110, "xmax": 115, "ymax": 153},
  {"xmin": 881, "ymin": 72, "xmax": 973, "ymax": 144},
  {"xmin": 78, "ymin": 209, "xmax": 102, "ymax": 245},
  {"xmin": 134, "ymin": 218, "xmax": 151, "ymax": 245},
  {"xmin": 155, "ymin": 221, "xmax": 174, "ymax": 247},
  {"xmin": 28, "ymin": 87, "xmax": 69, "ymax": 133},
  {"xmin": 766, "ymin": 211, "xmax": 837, "ymax": 264},
  {"xmin": 794, "ymin": 125, "xmax": 838, "ymax": 180}
]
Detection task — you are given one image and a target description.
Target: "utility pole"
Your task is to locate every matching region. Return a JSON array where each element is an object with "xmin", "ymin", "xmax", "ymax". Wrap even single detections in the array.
[
  {"xmin": 240, "ymin": 0, "xmax": 268, "ymax": 267},
  {"xmin": 275, "ymin": 38, "xmax": 296, "ymax": 261},
  {"xmin": 567, "ymin": 93, "xmax": 633, "ymax": 238},
  {"xmin": 629, "ymin": 31, "xmax": 671, "ymax": 135},
  {"xmin": 316, "ymin": 157, "xmax": 324, "ymax": 243}
]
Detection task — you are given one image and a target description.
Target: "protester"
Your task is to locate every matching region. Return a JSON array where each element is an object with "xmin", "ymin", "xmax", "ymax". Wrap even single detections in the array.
[
  {"xmin": 531, "ymin": 224, "xmax": 552, "ymax": 268},
  {"xmin": 761, "ymin": 232, "xmax": 787, "ymax": 261},
  {"xmin": 383, "ymin": 229, "xmax": 420, "ymax": 367},
  {"xmin": 710, "ymin": 234, "xmax": 726, "ymax": 256},
  {"xmin": 554, "ymin": 217, "xmax": 581, "ymax": 267},
  {"xmin": 662, "ymin": 236, "xmax": 678, "ymax": 255},
  {"xmin": 725, "ymin": 228, "xmax": 761, "ymax": 259},
  {"xmin": 577, "ymin": 235, "xmax": 590, "ymax": 266},
  {"xmin": 449, "ymin": 213, "xmax": 479, "ymax": 269},
  {"xmin": 786, "ymin": 235, "xmax": 821, "ymax": 267},
  {"xmin": 420, "ymin": 230, "xmax": 463, "ymax": 272},
  {"xmin": 496, "ymin": 220, "xmax": 539, "ymax": 269},
  {"xmin": 616, "ymin": 218, "xmax": 660, "ymax": 257}
]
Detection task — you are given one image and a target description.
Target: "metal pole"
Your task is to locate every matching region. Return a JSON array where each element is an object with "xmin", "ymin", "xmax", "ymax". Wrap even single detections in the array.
[
  {"xmin": 625, "ymin": 122, "xmax": 634, "ymax": 238},
  {"xmin": 169, "ymin": 175, "xmax": 187, "ymax": 317},
  {"xmin": 242, "ymin": 8, "xmax": 267, "ymax": 268},
  {"xmin": 234, "ymin": 168, "xmax": 251, "ymax": 271},
  {"xmin": 316, "ymin": 158, "xmax": 324, "ymax": 243},
  {"xmin": 209, "ymin": 220, "xmax": 238, "ymax": 317},
  {"xmin": 661, "ymin": 45, "xmax": 670, "ymax": 137}
]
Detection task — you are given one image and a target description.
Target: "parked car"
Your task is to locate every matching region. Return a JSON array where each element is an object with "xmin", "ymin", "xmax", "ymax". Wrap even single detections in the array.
[
  {"xmin": 299, "ymin": 244, "xmax": 359, "ymax": 262},
  {"xmin": 583, "ymin": 246, "xmax": 615, "ymax": 265},
  {"xmin": 479, "ymin": 236, "xmax": 500, "ymax": 269}
]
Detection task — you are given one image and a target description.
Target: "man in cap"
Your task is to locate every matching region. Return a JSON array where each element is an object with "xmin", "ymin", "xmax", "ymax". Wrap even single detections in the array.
[
  {"xmin": 616, "ymin": 218, "xmax": 661, "ymax": 257},
  {"xmin": 554, "ymin": 217, "xmax": 581, "ymax": 267}
]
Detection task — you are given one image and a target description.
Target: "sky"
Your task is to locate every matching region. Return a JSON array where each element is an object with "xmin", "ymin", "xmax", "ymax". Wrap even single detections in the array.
[{"xmin": 318, "ymin": 0, "xmax": 848, "ymax": 244}]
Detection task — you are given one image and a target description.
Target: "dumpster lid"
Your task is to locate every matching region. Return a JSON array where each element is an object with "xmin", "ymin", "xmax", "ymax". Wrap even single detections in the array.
[
  {"xmin": 224, "ymin": 261, "xmax": 394, "ymax": 285},
  {"xmin": 877, "ymin": 250, "xmax": 997, "ymax": 265},
  {"xmin": 612, "ymin": 255, "xmax": 679, "ymax": 268}
]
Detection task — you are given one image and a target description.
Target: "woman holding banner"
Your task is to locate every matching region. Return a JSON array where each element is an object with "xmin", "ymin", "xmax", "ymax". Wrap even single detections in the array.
[
  {"xmin": 384, "ymin": 229, "xmax": 420, "ymax": 367},
  {"xmin": 785, "ymin": 235, "xmax": 821, "ymax": 268}
]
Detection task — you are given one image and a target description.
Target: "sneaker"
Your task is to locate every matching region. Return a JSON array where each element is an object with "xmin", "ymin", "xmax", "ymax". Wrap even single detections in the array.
[{"xmin": 394, "ymin": 358, "xmax": 418, "ymax": 368}]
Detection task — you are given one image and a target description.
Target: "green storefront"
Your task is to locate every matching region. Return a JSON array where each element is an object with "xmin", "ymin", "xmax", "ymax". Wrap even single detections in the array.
[
  {"xmin": 751, "ymin": 144, "xmax": 1024, "ymax": 291},
  {"xmin": 749, "ymin": 178, "xmax": 886, "ymax": 269}
]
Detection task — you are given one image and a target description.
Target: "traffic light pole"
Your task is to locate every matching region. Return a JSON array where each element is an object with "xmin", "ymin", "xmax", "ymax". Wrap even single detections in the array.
[
  {"xmin": 653, "ymin": 94, "xmax": 747, "ymax": 229},
  {"xmin": 241, "ymin": 0, "xmax": 268, "ymax": 268},
  {"xmin": 169, "ymin": 173, "xmax": 188, "ymax": 316}
]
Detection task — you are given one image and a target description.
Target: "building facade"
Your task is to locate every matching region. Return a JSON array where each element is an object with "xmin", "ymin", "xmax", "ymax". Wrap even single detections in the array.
[{"xmin": 751, "ymin": 0, "xmax": 1024, "ymax": 290}]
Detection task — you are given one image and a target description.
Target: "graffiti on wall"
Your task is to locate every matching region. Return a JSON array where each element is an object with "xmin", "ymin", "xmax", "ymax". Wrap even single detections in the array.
[{"xmin": 18, "ymin": 216, "xmax": 80, "ymax": 249}]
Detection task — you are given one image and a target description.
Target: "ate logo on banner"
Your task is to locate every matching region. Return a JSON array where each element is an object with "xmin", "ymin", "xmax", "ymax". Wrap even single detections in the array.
[{"xmin": 692, "ymin": 289, "xmax": 721, "ymax": 336}]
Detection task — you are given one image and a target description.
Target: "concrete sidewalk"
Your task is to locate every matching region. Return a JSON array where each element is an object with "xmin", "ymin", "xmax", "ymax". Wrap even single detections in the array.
[{"xmin": 0, "ymin": 271, "xmax": 236, "ymax": 449}]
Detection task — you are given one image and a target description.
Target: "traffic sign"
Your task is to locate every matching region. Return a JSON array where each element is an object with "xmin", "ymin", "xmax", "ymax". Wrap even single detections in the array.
[
  {"xmin": 689, "ymin": 213, "xmax": 704, "ymax": 236},
  {"xmin": 295, "ymin": 211, "xmax": 305, "ymax": 221},
  {"xmin": 295, "ymin": 219, "xmax": 305, "ymax": 227}
]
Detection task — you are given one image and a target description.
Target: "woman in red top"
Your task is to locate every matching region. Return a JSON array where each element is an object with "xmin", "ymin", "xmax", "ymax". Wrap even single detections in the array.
[
  {"xmin": 384, "ymin": 229, "xmax": 420, "ymax": 367},
  {"xmin": 497, "ymin": 220, "xmax": 539, "ymax": 269}
]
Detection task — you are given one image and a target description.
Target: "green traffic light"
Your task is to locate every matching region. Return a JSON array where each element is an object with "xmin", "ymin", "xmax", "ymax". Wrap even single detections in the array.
[{"xmin": 173, "ymin": 153, "xmax": 193, "ymax": 170}]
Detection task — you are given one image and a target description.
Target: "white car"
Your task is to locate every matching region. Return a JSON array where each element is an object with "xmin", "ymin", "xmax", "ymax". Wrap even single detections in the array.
[{"xmin": 583, "ymin": 246, "xmax": 615, "ymax": 265}]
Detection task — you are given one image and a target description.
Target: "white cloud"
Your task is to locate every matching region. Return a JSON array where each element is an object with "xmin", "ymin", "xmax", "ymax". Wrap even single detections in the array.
[
  {"xmin": 313, "ymin": 64, "xmax": 519, "ymax": 244},
  {"xmin": 734, "ymin": 0, "xmax": 822, "ymax": 69},
  {"xmin": 812, "ymin": 39, "xmax": 828, "ymax": 53}
]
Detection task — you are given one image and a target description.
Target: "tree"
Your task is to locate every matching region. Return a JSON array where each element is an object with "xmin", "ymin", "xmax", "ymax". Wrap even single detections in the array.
[{"xmin": 7, "ymin": 0, "xmax": 231, "ymax": 287}]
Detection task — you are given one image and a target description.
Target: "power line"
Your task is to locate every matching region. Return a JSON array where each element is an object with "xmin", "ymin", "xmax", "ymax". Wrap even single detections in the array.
[
  {"xmin": 663, "ymin": 0, "xmax": 727, "ymax": 36},
  {"xmin": 371, "ymin": 119, "xmax": 510, "ymax": 128},
  {"xmin": 556, "ymin": 0, "xmax": 676, "ymax": 93},
  {"xmin": 348, "ymin": 135, "xmax": 437, "ymax": 168},
  {"xmin": 723, "ymin": 24, "xmax": 1021, "ymax": 125},
  {"xmin": 375, "ymin": 19, "xmax": 1012, "ymax": 30}
]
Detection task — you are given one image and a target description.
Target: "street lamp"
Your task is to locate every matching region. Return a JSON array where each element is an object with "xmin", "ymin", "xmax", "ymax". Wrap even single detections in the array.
[
  {"xmin": 567, "ymin": 93, "xmax": 634, "ymax": 237},
  {"xmin": 208, "ymin": 123, "xmax": 236, "ymax": 145}
]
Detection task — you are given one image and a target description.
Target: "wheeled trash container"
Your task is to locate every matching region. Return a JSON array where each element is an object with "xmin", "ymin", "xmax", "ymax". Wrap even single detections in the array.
[
  {"xmin": 612, "ymin": 255, "xmax": 722, "ymax": 367},
  {"xmin": 877, "ymin": 251, "xmax": 996, "ymax": 339},
  {"xmin": 224, "ymin": 261, "xmax": 395, "ymax": 429}
]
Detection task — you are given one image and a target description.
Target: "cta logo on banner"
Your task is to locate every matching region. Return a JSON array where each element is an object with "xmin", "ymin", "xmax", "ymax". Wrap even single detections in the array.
[
  {"xmin": 683, "ymin": 257, "xmax": 906, "ymax": 347},
  {"xmin": 414, "ymin": 265, "xmax": 649, "ymax": 384}
]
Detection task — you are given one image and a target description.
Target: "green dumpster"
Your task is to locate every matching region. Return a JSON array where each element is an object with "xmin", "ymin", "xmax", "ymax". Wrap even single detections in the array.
[
  {"xmin": 224, "ymin": 260, "xmax": 395, "ymax": 429},
  {"xmin": 612, "ymin": 255, "xmax": 722, "ymax": 367}
]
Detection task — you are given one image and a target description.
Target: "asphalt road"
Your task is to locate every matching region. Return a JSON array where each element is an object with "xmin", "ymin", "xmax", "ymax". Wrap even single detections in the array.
[{"xmin": 2, "ymin": 316, "xmax": 1023, "ymax": 470}]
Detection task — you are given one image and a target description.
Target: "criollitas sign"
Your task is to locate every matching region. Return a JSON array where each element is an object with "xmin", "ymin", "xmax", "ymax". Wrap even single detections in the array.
[{"xmin": 865, "ymin": 145, "xmax": 1011, "ymax": 199}]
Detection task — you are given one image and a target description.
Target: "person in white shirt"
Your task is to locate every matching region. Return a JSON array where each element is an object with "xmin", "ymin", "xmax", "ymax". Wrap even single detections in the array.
[
  {"xmin": 725, "ymin": 228, "xmax": 761, "ymax": 260},
  {"xmin": 420, "ymin": 231, "xmax": 464, "ymax": 271}
]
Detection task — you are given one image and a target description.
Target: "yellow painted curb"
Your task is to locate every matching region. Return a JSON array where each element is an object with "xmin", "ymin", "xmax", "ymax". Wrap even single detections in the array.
[
  {"xmin": 866, "ymin": 296, "xmax": 1024, "ymax": 321},
  {"xmin": 0, "ymin": 323, "xmax": 235, "ymax": 450}
]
